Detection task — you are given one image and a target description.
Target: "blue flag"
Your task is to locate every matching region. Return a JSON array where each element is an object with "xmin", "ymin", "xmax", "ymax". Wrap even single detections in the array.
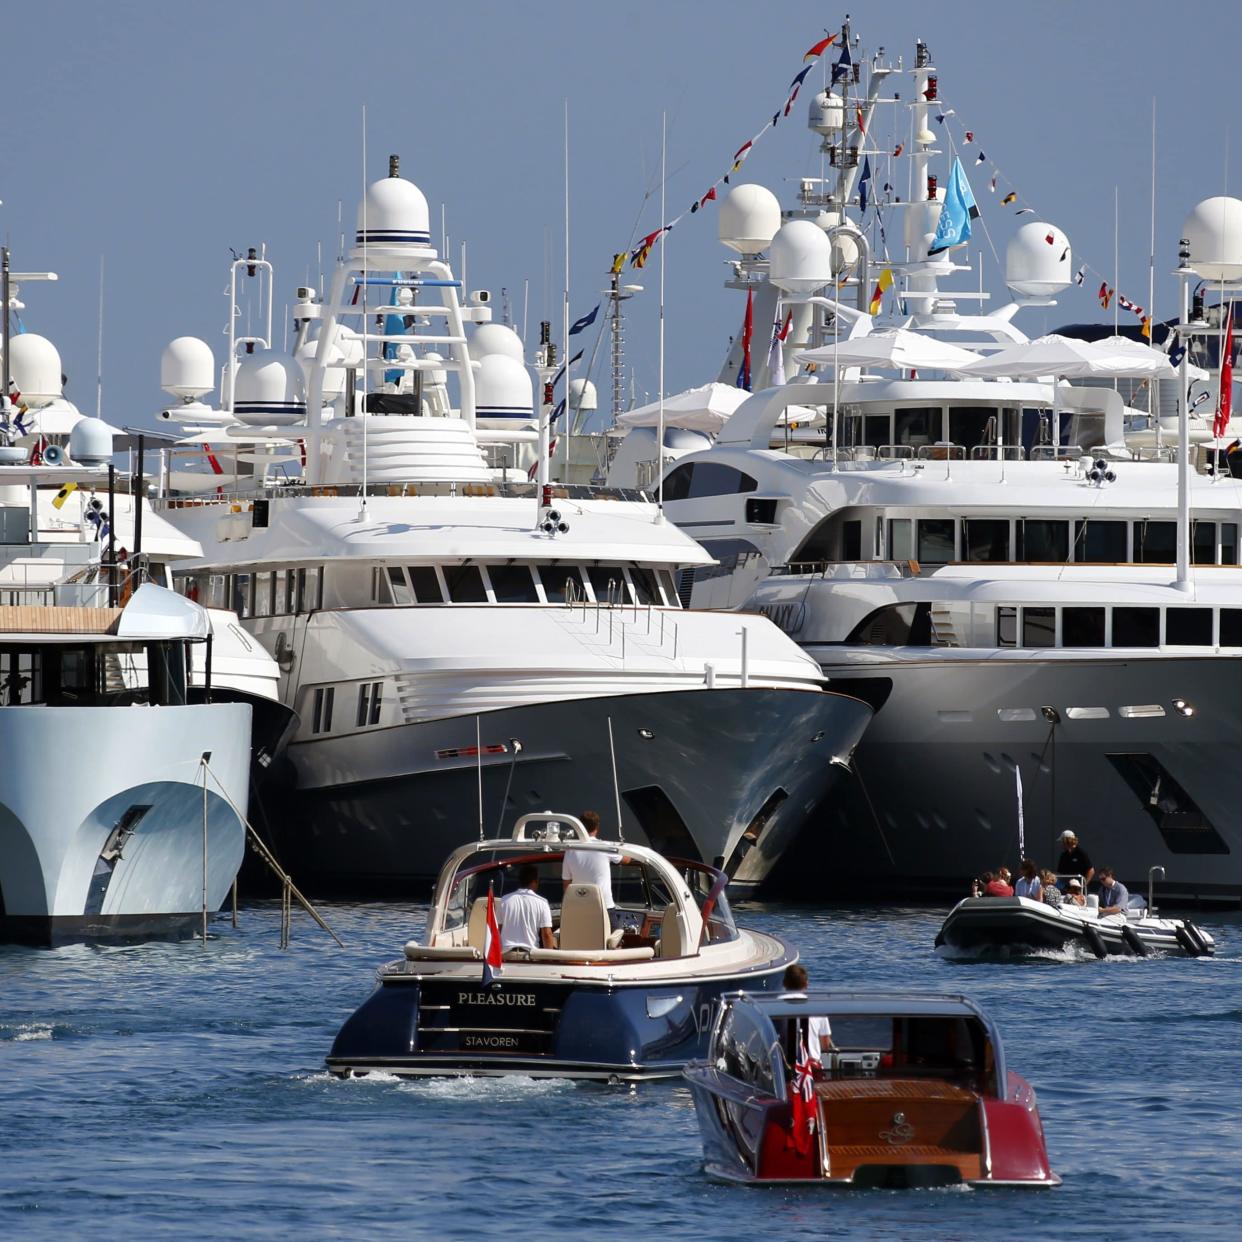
[
  {"xmin": 569, "ymin": 304, "xmax": 599, "ymax": 336},
  {"xmin": 1169, "ymin": 342, "xmax": 1187, "ymax": 369},
  {"xmin": 927, "ymin": 157, "xmax": 980, "ymax": 256},
  {"xmin": 831, "ymin": 42, "xmax": 852, "ymax": 85},
  {"xmin": 858, "ymin": 157, "xmax": 872, "ymax": 214}
]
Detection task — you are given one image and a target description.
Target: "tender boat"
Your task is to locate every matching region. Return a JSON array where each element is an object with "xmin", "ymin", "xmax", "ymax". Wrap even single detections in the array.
[
  {"xmin": 684, "ymin": 990, "xmax": 1059, "ymax": 1188},
  {"xmin": 326, "ymin": 812, "xmax": 795, "ymax": 1080},
  {"xmin": 935, "ymin": 892, "xmax": 1216, "ymax": 958}
]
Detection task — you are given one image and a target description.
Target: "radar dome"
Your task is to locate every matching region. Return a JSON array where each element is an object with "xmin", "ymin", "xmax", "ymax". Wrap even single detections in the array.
[
  {"xmin": 355, "ymin": 174, "xmax": 431, "ymax": 253},
  {"xmin": 769, "ymin": 219, "xmax": 834, "ymax": 294},
  {"xmin": 1183, "ymin": 196, "xmax": 1242, "ymax": 281},
  {"xmin": 8, "ymin": 334, "xmax": 62, "ymax": 407},
  {"xmin": 475, "ymin": 353, "xmax": 535, "ymax": 427},
  {"xmin": 232, "ymin": 350, "xmax": 307, "ymax": 426},
  {"xmin": 719, "ymin": 184, "xmax": 782, "ymax": 256},
  {"xmin": 468, "ymin": 322, "xmax": 525, "ymax": 363},
  {"xmin": 569, "ymin": 377, "xmax": 597, "ymax": 412},
  {"xmin": 68, "ymin": 417, "xmax": 115, "ymax": 466},
  {"xmin": 161, "ymin": 336, "xmax": 215, "ymax": 401},
  {"xmin": 1005, "ymin": 222, "xmax": 1073, "ymax": 296},
  {"xmin": 808, "ymin": 89, "xmax": 845, "ymax": 135}
]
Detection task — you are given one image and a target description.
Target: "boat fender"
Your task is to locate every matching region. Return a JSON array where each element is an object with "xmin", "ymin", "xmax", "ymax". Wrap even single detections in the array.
[
  {"xmin": 1119, "ymin": 924, "xmax": 1149, "ymax": 957},
  {"xmin": 1173, "ymin": 924, "xmax": 1203, "ymax": 956},
  {"xmin": 1179, "ymin": 921, "xmax": 1211, "ymax": 956},
  {"xmin": 1082, "ymin": 923, "xmax": 1108, "ymax": 959}
]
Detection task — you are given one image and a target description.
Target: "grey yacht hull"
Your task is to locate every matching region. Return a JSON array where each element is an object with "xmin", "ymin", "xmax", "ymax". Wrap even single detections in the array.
[
  {"xmin": 797, "ymin": 649, "xmax": 1242, "ymax": 903},
  {"xmin": 268, "ymin": 686, "xmax": 872, "ymax": 897}
]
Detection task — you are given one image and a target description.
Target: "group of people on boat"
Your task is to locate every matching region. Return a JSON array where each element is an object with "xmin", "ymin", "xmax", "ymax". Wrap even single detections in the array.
[{"xmin": 971, "ymin": 830, "xmax": 1133, "ymax": 915}]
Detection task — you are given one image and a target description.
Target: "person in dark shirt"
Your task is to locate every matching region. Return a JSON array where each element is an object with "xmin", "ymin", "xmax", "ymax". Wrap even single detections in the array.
[{"xmin": 1055, "ymin": 829, "xmax": 1094, "ymax": 888}]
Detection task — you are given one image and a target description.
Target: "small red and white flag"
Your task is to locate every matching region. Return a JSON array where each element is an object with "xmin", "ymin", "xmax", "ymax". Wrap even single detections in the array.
[
  {"xmin": 786, "ymin": 1037, "xmax": 817, "ymax": 1156},
  {"xmin": 481, "ymin": 882, "xmax": 503, "ymax": 985},
  {"xmin": 1215, "ymin": 305, "xmax": 1234, "ymax": 439}
]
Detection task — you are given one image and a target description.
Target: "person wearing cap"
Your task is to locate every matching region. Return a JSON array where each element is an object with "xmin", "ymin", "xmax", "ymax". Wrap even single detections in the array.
[
  {"xmin": 1055, "ymin": 830, "xmax": 1094, "ymax": 889},
  {"xmin": 1097, "ymin": 866, "xmax": 1130, "ymax": 916},
  {"xmin": 1063, "ymin": 876, "xmax": 1087, "ymax": 907}
]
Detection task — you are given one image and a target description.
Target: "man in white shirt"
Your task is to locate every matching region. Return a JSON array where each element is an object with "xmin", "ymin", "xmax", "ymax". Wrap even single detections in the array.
[
  {"xmin": 782, "ymin": 964, "xmax": 833, "ymax": 1067},
  {"xmin": 562, "ymin": 810, "xmax": 631, "ymax": 925},
  {"xmin": 498, "ymin": 864, "xmax": 554, "ymax": 952}
]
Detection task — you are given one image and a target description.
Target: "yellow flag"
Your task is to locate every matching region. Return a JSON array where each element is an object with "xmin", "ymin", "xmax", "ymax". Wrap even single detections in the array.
[
  {"xmin": 869, "ymin": 267, "xmax": 894, "ymax": 316},
  {"xmin": 610, "ymin": 252, "xmax": 626, "ymax": 276},
  {"xmin": 51, "ymin": 481, "xmax": 78, "ymax": 509},
  {"xmin": 1141, "ymin": 316, "xmax": 1152, "ymax": 339}
]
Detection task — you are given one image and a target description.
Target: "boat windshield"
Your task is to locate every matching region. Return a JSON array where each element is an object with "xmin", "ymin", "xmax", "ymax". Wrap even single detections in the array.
[{"xmin": 678, "ymin": 860, "xmax": 739, "ymax": 945}]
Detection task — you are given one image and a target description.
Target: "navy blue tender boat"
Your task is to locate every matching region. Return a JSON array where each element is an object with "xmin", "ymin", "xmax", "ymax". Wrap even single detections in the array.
[{"xmin": 327, "ymin": 813, "xmax": 795, "ymax": 1080}]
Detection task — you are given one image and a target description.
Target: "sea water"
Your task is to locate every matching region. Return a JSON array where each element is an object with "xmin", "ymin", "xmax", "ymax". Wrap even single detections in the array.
[{"xmin": 2, "ymin": 902, "xmax": 1240, "ymax": 1239}]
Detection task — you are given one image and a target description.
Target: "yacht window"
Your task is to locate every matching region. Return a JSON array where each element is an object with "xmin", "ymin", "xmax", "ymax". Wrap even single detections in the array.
[
  {"xmin": 963, "ymin": 519, "xmax": 1009, "ymax": 563},
  {"xmin": 443, "ymin": 565, "xmax": 487, "ymax": 604},
  {"xmin": 845, "ymin": 602, "xmax": 933, "ymax": 645},
  {"xmin": 842, "ymin": 520, "xmax": 862, "ymax": 560},
  {"xmin": 357, "ymin": 681, "xmax": 383, "ymax": 726},
  {"xmin": 917, "ymin": 519, "xmax": 956, "ymax": 565},
  {"xmin": 628, "ymin": 567, "xmax": 659, "ymax": 605},
  {"xmin": 1022, "ymin": 607, "xmax": 1056, "ymax": 647},
  {"xmin": 1166, "ymin": 608, "xmax": 1212, "ymax": 646},
  {"xmin": 894, "ymin": 407, "xmax": 939, "ymax": 447},
  {"xmin": 274, "ymin": 569, "xmax": 289, "ymax": 612},
  {"xmin": 283, "ymin": 569, "xmax": 298, "ymax": 614},
  {"xmin": 1074, "ymin": 520, "xmax": 1127, "ymax": 563},
  {"xmin": 1062, "ymin": 607, "xmax": 1106, "ymax": 647},
  {"xmin": 1222, "ymin": 608, "xmax": 1242, "ymax": 646},
  {"xmin": 387, "ymin": 566, "xmax": 414, "ymax": 605},
  {"xmin": 305, "ymin": 567, "xmax": 323, "ymax": 610},
  {"xmin": 312, "ymin": 686, "xmax": 334, "ymax": 734},
  {"xmin": 686, "ymin": 463, "xmax": 758, "ymax": 498},
  {"xmin": 1222, "ymin": 523, "xmax": 1238, "ymax": 565},
  {"xmin": 996, "ymin": 606, "xmax": 1017, "ymax": 647},
  {"xmin": 948, "ymin": 406, "xmax": 993, "ymax": 451},
  {"xmin": 863, "ymin": 414, "xmax": 889, "ymax": 449},
  {"xmin": 370, "ymin": 567, "xmax": 389, "ymax": 604},
  {"xmin": 233, "ymin": 574, "xmax": 253, "ymax": 619},
  {"xmin": 1193, "ymin": 521, "xmax": 1216, "ymax": 566},
  {"xmin": 1017, "ymin": 520, "xmax": 1069, "ymax": 563},
  {"xmin": 1112, "ymin": 607, "xmax": 1159, "ymax": 647},
  {"xmin": 657, "ymin": 570, "xmax": 680, "ymax": 607},
  {"xmin": 487, "ymin": 565, "xmax": 539, "ymax": 603},
  {"xmin": 587, "ymin": 565, "xmax": 624, "ymax": 604},
  {"xmin": 251, "ymin": 572, "xmax": 273, "ymax": 617},
  {"xmin": 888, "ymin": 518, "xmax": 913, "ymax": 562},
  {"xmin": 1134, "ymin": 520, "xmax": 1175, "ymax": 563},
  {"xmin": 538, "ymin": 564, "xmax": 584, "ymax": 604},
  {"xmin": 0, "ymin": 649, "xmax": 42, "ymax": 704},
  {"xmin": 660, "ymin": 463, "xmax": 695, "ymax": 502},
  {"xmin": 409, "ymin": 567, "xmax": 444, "ymax": 603}
]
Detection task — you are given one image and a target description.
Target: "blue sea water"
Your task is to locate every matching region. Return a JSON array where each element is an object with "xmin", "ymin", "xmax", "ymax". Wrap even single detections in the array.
[{"xmin": 2, "ymin": 901, "xmax": 1240, "ymax": 1240}]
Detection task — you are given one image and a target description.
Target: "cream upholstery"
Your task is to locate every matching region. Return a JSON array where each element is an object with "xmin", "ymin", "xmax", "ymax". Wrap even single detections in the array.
[
  {"xmin": 658, "ymin": 902, "xmax": 687, "ymax": 959},
  {"xmin": 559, "ymin": 883, "xmax": 610, "ymax": 951},
  {"xmin": 467, "ymin": 897, "xmax": 490, "ymax": 951}
]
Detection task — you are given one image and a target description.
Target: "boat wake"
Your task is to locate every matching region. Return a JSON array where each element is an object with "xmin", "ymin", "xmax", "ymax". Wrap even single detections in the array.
[
  {"xmin": 300, "ymin": 1069, "xmax": 577, "ymax": 1100},
  {"xmin": 1, "ymin": 1022, "xmax": 57, "ymax": 1041}
]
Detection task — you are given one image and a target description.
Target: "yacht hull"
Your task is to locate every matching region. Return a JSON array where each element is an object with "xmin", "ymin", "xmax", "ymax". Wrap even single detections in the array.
[
  {"xmin": 269, "ymin": 687, "xmax": 872, "ymax": 896},
  {"xmin": 0, "ymin": 704, "xmax": 253, "ymax": 946},
  {"xmin": 808, "ymin": 652, "xmax": 1242, "ymax": 903}
]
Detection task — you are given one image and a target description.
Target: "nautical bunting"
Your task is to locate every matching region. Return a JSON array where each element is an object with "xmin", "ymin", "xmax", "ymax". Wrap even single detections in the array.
[{"xmin": 1099, "ymin": 283, "xmax": 1114, "ymax": 310}]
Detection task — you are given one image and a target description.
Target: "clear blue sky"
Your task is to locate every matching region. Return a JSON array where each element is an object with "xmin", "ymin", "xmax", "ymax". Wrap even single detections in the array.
[{"xmin": 3, "ymin": 1, "xmax": 1238, "ymax": 429}]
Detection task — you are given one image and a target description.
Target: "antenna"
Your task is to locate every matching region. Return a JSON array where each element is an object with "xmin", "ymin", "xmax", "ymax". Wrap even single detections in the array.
[
  {"xmin": 476, "ymin": 716, "xmax": 485, "ymax": 840},
  {"xmin": 359, "ymin": 104, "xmax": 369, "ymax": 521},
  {"xmin": 606, "ymin": 716, "xmax": 625, "ymax": 843},
  {"xmin": 656, "ymin": 110, "xmax": 667, "ymax": 522},
  {"xmin": 96, "ymin": 254, "xmax": 104, "ymax": 420},
  {"xmin": 563, "ymin": 97, "xmax": 572, "ymax": 482}
]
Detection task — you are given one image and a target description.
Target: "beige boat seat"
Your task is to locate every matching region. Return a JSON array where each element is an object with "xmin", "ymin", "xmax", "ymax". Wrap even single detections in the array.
[
  {"xmin": 658, "ymin": 902, "xmax": 688, "ymax": 959},
  {"xmin": 559, "ymin": 883, "xmax": 609, "ymax": 951},
  {"xmin": 467, "ymin": 897, "xmax": 490, "ymax": 951}
]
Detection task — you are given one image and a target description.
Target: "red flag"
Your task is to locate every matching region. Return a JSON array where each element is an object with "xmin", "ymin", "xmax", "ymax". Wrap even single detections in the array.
[
  {"xmin": 855, "ymin": 106, "xmax": 865, "ymax": 134},
  {"xmin": 786, "ymin": 1037, "xmax": 816, "ymax": 1156},
  {"xmin": 698, "ymin": 186, "xmax": 718, "ymax": 210},
  {"xmin": 731, "ymin": 140, "xmax": 753, "ymax": 172},
  {"xmin": 1098, "ymin": 282, "xmax": 1114, "ymax": 310},
  {"xmin": 739, "ymin": 287, "xmax": 754, "ymax": 391},
  {"xmin": 776, "ymin": 310, "xmax": 793, "ymax": 341},
  {"xmin": 804, "ymin": 34, "xmax": 837, "ymax": 62},
  {"xmin": 482, "ymin": 882, "xmax": 503, "ymax": 984},
  {"xmin": 892, "ymin": 142, "xmax": 904, "ymax": 157},
  {"xmin": 1215, "ymin": 306, "xmax": 1234, "ymax": 439}
]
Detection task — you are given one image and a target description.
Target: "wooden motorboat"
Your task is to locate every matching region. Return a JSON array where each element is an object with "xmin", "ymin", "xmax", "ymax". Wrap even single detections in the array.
[
  {"xmin": 326, "ymin": 813, "xmax": 794, "ymax": 1080},
  {"xmin": 684, "ymin": 991, "xmax": 1059, "ymax": 1188}
]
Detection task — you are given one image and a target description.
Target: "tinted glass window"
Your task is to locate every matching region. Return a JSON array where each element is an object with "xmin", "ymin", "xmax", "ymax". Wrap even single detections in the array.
[
  {"xmin": 888, "ymin": 519, "xmax": 913, "ymax": 561},
  {"xmin": 1221, "ymin": 608, "xmax": 1242, "ymax": 645},
  {"xmin": 587, "ymin": 565, "xmax": 624, "ymax": 603},
  {"xmin": 997, "ymin": 606, "xmax": 1017, "ymax": 647},
  {"xmin": 443, "ymin": 565, "xmax": 487, "ymax": 603},
  {"xmin": 1166, "ymin": 608, "xmax": 1212, "ymax": 646},
  {"xmin": 628, "ymin": 567, "xmax": 659, "ymax": 604},
  {"xmin": 1222, "ymin": 523, "xmax": 1238, "ymax": 566},
  {"xmin": 409, "ymin": 567, "xmax": 443, "ymax": 603},
  {"xmin": 918, "ymin": 519, "xmax": 956, "ymax": 565},
  {"xmin": 841, "ymin": 520, "xmax": 862, "ymax": 560},
  {"xmin": 657, "ymin": 571, "xmax": 679, "ymax": 606},
  {"xmin": 964, "ymin": 519, "xmax": 1009, "ymax": 562},
  {"xmin": 894, "ymin": 407, "xmax": 939, "ymax": 446},
  {"xmin": 487, "ymin": 565, "xmax": 539, "ymax": 603},
  {"xmin": 1022, "ymin": 607, "xmax": 1056, "ymax": 647},
  {"xmin": 1075, "ymin": 520, "xmax": 1127, "ymax": 563},
  {"xmin": 1113, "ymin": 607, "xmax": 1160, "ymax": 647},
  {"xmin": 688, "ymin": 463, "xmax": 757, "ymax": 498},
  {"xmin": 1018, "ymin": 520, "xmax": 1069, "ymax": 562},
  {"xmin": 661, "ymin": 464, "xmax": 694, "ymax": 502},
  {"xmin": 1062, "ymin": 607, "xmax": 1105, "ymax": 647},
  {"xmin": 387, "ymin": 566, "xmax": 413, "ymax": 605},
  {"xmin": 538, "ymin": 565, "xmax": 584, "ymax": 604},
  {"xmin": 1135, "ymin": 521, "xmax": 1175, "ymax": 563},
  {"xmin": 1193, "ymin": 521, "xmax": 1216, "ymax": 566}
]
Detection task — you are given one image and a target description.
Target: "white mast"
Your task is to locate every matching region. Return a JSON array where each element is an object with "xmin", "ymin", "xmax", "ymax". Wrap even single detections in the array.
[{"xmin": 656, "ymin": 110, "xmax": 667, "ymax": 522}]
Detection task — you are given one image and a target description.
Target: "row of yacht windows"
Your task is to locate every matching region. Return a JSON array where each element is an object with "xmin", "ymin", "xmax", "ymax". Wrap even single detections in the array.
[
  {"xmin": 178, "ymin": 567, "xmax": 325, "ymax": 618},
  {"xmin": 372, "ymin": 563, "xmax": 682, "ymax": 608},
  {"xmin": 310, "ymin": 682, "xmax": 383, "ymax": 736},
  {"xmin": 994, "ymin": 604, "xmax": 1240, "ymax": 649}
]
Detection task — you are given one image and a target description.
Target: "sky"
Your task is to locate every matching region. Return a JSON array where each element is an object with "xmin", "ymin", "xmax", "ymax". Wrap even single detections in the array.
[{"xmin": 3, "ymin": 1, "xmax": 1240, "ymax": 432}]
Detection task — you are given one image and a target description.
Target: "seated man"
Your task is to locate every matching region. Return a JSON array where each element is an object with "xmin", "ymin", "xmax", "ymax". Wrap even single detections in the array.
[
  {"xmin": 562, "ymin": 809, "xmax": 632, "ymax": 930},
  {"xmin": 1063, "ymin": 876, "xmax": 1087, "ymax": 907},
  {"xmin": 1097, "ymin": 866, "xmax": 1131, "ymax": 916},
  {"xmin": 498, "ymin": 863, "xmax": 555, "ymax": 952},
  {"xmin": 1014, "ymin": 859, "xmax": 1042, "ymax": 900},
  {"xmin": 781, "ymin": 963, "xmax": 833, "ymax": 1066},
  {"xmin": 983, "ymin": 867, "xmax": 1014, "ymax": 897}
]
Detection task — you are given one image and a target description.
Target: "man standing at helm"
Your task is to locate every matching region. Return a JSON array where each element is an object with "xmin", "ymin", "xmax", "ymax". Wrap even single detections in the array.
[
  {"xmin": 1055, "ymin": 829, "xmax": 1094, "ymax": 890},
  {"xmin": 563, "ymin": 810, "xmax": 631, "ymax": 929}
]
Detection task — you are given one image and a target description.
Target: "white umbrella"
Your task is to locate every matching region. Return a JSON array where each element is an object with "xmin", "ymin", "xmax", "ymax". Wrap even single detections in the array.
[
  {"xmin": 1092, "ymin": 334, "xmax": 1208, "ymax": 381},
  {"xmin": 950, "ymin": 333, "xmax": 1177, "ymax": 380},
  {"xmin": 614, "ymin": 382, "xmax": 750, "ymax": 434},
  {"xmin": 797, "ymin": 328, "xmax": 981, "ymax": 373}
]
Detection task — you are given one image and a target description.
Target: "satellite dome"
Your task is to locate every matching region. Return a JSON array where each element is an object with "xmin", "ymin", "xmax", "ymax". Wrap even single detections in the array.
[
  {"xmin": 475, "ymin": 353, "xmax": 534, "ymax": 427},
  {"xmin": 68, "ymin": 417, "xmax": 115, "ymax": 466},
  {"xmin": 808, "ymin": 89, "xmax": 845, "ymax": 136},
  {"xmin": 8, "ymin": 334, "xmax": 62, "ymax": 407},
  {"xmin": 232, "ymin": 350, "xmax": 307, "ymax": 426},
  {"xmin": 769, "ymin": 219, "xmax": 834, "ymax": 294},
  {"xmin": 1005, "ymin": 222, "xmax": 1072, "ymax": 296},
  {"xmin": 569, "ymin": 377, "xmax": 597, "ymax": 412},
  {"xmin": 719, "ymin": 184, "xmax": 782, "ymax": 256},
  {"xmin": 468, "ymin": 322, "xmax": 525, "ymax": 363},
  {"xmin": 161, "ymin": 336, "xmax": 215, "ymax": 401},
  {"xmin": 354, "ymin": 174, "xmax": 431, "ymax": 254},
  {"xmin": 1183, "ymin": 196, "xmax": 1242, "ymax": 281}
]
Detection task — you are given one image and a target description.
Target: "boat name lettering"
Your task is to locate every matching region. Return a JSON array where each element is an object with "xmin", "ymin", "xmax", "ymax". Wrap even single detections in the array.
[
  {"xmin": 456, "ymin": 991, "xmax": 536, "ymax": 1007},
  {"xmin": 462, "ymin": 1033, "xmax": 520, "ymax": 1049}
]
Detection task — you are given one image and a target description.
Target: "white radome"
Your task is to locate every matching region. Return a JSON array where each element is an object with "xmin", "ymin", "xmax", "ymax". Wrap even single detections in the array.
[
  {"xmin": 8, "ymin": 334, "xmax": 63, "ymax": 406},
  {"xmin": 1183, "ymin": 196, "xmax": 1242, "ymax": 282},
  {"xmin": 468, "ymin": 322, "xmax": 525, "ymax": 363},
  {"xmin": 808, "ymin": 89, "xmax": 845, "ymax": 135},
  {"xmin": 769, "ymin": 219, "xmax": 834, "ymax": 294},
  {"xmin": 355, "ymin": 175, "xmax": 431, "ymax": 251},
  {"xmin": 719, "ymin": 184, "xmax": 782, "ymax": 256},
  {"xmin": 161, "ymin": 336, "xmax": 215, "ymax": 401},
  {"xmin": 1005, "ymin": 222, "xmax": 1072, "ymax": 296},
  {"xmin": 68, "ymin": 417, "xmax": 115, "ymax": 466},
  {"xmin": 474, "ymin": 353, "xmax": 534, "ymax": 425},
  {"xmin": 569, "ymin": 377, "xmax": 597, "ymax": 412},
  {"xmin": 232, "ymin": 350, "xmax": 306, "ymax": 426}
]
